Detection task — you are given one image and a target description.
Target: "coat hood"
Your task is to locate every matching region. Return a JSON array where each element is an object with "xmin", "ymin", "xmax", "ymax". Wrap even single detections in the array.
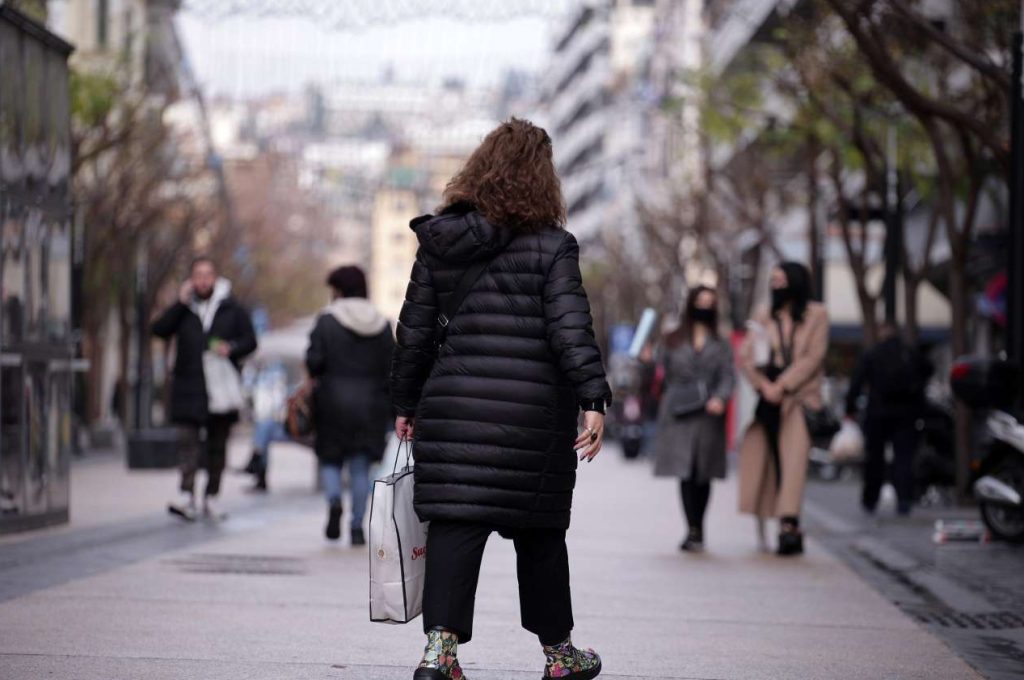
[
  {"xmin": 410, "ymin": 204, "xmax": 514, "ymax": 265},
  {"xmin": 190, "ymin": 277, "xmax": 233, "ymax": 331},
  {"xmin": 323, "ymin": 297, "xmax": 388, "ymax": 337}
]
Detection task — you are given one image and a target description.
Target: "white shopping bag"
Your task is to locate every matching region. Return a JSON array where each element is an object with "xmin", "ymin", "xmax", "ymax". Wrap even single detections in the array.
[
  {"xmin": 829, "ymin": 419, "xmax": 865, "ymax": 464},
  {"xmin": 369, "ymin": 443, "xmax": 428, "ymax": 624},
  {"xmin": 203, "ymin": 351, "xmax": 245, "ymax": 414}
]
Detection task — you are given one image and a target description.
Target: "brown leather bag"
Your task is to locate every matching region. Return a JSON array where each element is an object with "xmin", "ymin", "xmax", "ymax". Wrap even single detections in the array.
[{"xmin": 285, "ymin": 378, "xmax": 315, "ymax": 446}]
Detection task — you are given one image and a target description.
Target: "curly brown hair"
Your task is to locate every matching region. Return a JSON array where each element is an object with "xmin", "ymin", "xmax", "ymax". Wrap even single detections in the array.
[{"xmin": 439, "ymin": 118, "xmax": 566, "ymax": 231}]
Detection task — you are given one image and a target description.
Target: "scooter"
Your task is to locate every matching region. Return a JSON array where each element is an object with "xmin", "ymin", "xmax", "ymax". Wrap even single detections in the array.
[
  {"xmin": 950, "ymin": 357, "xmax": 1024, "ymax": 543},
  {"xmin": 616, "ymin": 393, "xmax": 647, "ymax": 460}
]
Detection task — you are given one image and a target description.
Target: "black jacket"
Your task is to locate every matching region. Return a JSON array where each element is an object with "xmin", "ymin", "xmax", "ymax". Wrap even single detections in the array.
[
  {"xmin": 151, "ymin": 282, "xmax": 257, "ymax": 425},
  {"xmin": 306, "ymin": 299, "xmax": 395, "ymax": 465},
  {"xmin": 390, "ymin": 207, "xmax": 612, "ymax": 530},
  {"xmin": 846, "ymin": 335, "xmax": 933, "ymax": 419}
]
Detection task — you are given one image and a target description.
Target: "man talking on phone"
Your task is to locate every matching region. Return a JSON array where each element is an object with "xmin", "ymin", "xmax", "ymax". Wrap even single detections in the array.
[{"xmin": 152, "ymin": 256, "xmax": 257, "ymax": 521}]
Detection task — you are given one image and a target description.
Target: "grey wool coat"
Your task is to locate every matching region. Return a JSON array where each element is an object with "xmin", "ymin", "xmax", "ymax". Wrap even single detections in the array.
[{"xmin": 653, "ymin": 336, "xmax": 736, "ymax": 482}]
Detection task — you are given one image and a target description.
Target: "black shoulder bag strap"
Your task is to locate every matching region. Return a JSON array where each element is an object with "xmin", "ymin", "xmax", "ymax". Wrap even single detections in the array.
[{"xmin": 435, "ymin": 258, "xmax": 491, "ymax": 346}]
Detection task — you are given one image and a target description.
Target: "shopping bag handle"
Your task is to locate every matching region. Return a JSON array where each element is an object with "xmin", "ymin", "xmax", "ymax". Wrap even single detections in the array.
[{"xmin": 392, "ymin": 438, "xmax": 413, "ymax": 475}]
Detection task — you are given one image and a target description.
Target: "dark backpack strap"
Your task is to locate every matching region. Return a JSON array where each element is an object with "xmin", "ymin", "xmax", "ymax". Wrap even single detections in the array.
[{"xmin": 436, "ymin": 259, "xmax": 490, "ymax": 345}]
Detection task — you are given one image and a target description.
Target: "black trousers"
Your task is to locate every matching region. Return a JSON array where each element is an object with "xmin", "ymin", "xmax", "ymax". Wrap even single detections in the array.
[
  {"xmin": 178, "ymin": 414, "xmax": 233, "ymax": 497},
  {"xmin": 422, "ymin": 521, "xmax": 574, "ymax": 645},
  {"xmin": 862, "ymin": 415, "xmax": 919, "ymax": 512}
]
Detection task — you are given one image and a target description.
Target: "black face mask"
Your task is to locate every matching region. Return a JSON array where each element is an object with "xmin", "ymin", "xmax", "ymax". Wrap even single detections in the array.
[
  {"xmin": 688, "ymin": 307, "xmax": 716, "ymax": 325},
  {"xmin": 771, "ymin": 286, "xmax": 791, "ymax": 312}
]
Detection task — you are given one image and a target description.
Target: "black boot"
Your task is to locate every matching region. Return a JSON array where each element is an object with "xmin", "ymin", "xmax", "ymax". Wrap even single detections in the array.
[
  {"xmin": 325, "ymin": 501, "xmax": 342, "ymax": 541},
  {"xmin": 241, "ymin": 450, "xmax": 261, "ymax": 475},
  {"xmin": 680, "ymin": 528, "xmax": 705, "ymax": 553},
  {"xmin": 777, "ymin": 518, "xmax": 804, "ymax": 556},
  {"xmin": 245, "ymin": 459, "xmax": 268, "ymax": 493},
  {"xmin": 248, "ymin": 468, "xmax": 268, "ymax": 493},
  {"xmin": 351, "ymin": 527, "xmax": 366, "ymax": 546}
]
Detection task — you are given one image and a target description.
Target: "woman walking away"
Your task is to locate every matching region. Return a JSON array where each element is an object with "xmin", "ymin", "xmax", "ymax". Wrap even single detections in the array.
[
  {"xmin": 738, "ymin": 262, "xmax": 828, "ymax": 556},
  {"xmin": 307, "ymin": 266, "xmax": 394, "ymax": 545},
  {"xmin": 391, "ymin": 118, "xmax": 611, "ymax": 680},
  {"xmin": 653, "ymin": 286, "xmax": 735, "ymax": 552}
]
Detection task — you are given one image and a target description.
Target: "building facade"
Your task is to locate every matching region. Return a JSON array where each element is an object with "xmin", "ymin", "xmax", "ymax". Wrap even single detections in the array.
[
  {"xmin": 540, "ymin": 0, "xmax": 656, "ymax": 245},
  {"xmin": 0, "ymin": 4, "xmax": 75, "ymax": 533}
]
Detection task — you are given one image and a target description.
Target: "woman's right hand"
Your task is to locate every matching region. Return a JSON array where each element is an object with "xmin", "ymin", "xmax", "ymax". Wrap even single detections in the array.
[
  {"xmin": 395, "ymin": 416, "xmax": 415, "ymax": 441},
  {"xmin": 760, "ymin": 382, "xmax": 784, "ymax": 405},
  {"xmin": 575, "ymin": 411, "xmax": 605, "ymax": 462},
  {"xmin": 706, "ymin": 397, "xmax": 726, "ymax": 416}
]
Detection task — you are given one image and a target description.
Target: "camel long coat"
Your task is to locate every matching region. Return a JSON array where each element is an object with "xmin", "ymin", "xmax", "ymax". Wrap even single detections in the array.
[{"xmin": 738, "ymin": 303, "xmax": 829, "ymax": 518}]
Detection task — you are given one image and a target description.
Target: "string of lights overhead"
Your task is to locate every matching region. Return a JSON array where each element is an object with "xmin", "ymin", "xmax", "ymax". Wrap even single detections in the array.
[{"xmin": 183, "ymin": 0, "xmax": 583, "ymax": 28}]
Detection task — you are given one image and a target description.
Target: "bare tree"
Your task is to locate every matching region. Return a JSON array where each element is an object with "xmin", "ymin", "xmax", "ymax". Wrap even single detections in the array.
[{"xmin": 72, "ymin": 71, "xmax": 217, "ymax": 422}]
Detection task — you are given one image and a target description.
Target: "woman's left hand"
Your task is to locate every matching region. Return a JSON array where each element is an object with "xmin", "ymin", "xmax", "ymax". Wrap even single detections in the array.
[{"xmin": 575, "ymin": 411, "xmax": 605, "ymax": 462}]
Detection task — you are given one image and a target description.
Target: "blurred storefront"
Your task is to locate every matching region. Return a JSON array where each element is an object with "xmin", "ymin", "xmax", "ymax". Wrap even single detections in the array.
[{"xmin": 0, "ymin": 5, "xmax": 76, "ymax": 534}]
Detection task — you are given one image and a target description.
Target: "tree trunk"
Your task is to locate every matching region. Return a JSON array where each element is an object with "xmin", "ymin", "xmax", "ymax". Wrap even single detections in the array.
[
  {"xmin": 117, "ymin": 299, "xmax": 133, "ymax": 427},
  {"xmin": 82, "ymin": 324, "xmax": 105, "ymax": 424},
  {"xmin": 903, "ymin": 273, "xmax": 920, "ymax": 347},
  {"xmin": 806, "ymin": 141, "xmax": 824, "ymax": 300},
  {"xmin": 949, "ymin": 251, "xmax": 973, "ymax": 503}
]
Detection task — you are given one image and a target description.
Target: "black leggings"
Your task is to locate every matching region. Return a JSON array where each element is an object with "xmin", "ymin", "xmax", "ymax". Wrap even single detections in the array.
[{"xmin": 680, "ymin": 479, "xmax": 711, "ymax": 536}]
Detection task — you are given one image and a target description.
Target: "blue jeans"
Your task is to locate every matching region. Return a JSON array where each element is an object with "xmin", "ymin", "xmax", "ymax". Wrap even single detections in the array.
[
  {"xmin": 252, "ymin": 419, "xmax": 289, "ymax": 466},
  {"xmin": 321, "ymin": 454, "xmax": 371, "ymax": 530}
]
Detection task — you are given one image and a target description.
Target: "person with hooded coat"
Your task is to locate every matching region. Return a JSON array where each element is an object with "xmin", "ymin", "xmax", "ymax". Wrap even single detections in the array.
[
  {"xmin": 306, "ymin": 265, "xmax": 394, "ymax": 545},
  {"xmin": 152, "ymin": 256, "xmax": 257, "ymax": 521},
  {"xmin": 391, "ymin": 119, "xmax": 611, "ymax": 680}
]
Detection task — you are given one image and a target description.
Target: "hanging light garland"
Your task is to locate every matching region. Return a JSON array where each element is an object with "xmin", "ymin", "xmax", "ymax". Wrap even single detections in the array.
[{"xmin": 183, "ymin": 0, "xmax": 583, "ymax": 29}]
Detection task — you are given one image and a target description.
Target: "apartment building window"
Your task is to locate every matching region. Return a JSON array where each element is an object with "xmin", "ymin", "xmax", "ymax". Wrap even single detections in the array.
[{"xmin": 96, "ymin": 0, "xmax": 109, "ymax": 48}]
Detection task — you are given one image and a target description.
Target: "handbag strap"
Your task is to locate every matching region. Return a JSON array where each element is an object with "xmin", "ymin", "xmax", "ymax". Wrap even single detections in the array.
[
  {"xmin": 774, "ymin": 316, "xmax": 795, "ymax": 367},
  {"xmin": 436, "ymin": 257, "xmax": 494, "ymax": 345}
]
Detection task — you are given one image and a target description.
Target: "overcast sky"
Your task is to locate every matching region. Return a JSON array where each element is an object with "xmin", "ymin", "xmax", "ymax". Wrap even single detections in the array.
[{"xmin": 176, "ymin": 9, "xmax": 565, "ymax": 99}]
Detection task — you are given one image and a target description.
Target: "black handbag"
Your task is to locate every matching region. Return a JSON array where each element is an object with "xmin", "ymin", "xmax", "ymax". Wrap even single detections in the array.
[
  {"xmin": 669, "ymin": 381, "xmax": 708, "ymax": 419},
  {"xmin": 803, "ymin": 405, "xmax": 840, "ymax": 441},
  {"xmin": 775, "ymin": 318, "xmax": 838, "ymax": 440}
]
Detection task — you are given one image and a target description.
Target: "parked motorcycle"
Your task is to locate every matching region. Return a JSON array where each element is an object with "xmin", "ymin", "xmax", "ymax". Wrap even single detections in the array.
[
  {"xmin": 615, "ymin": 393, "xmax": 647, "ymax": 460},
  {"xmin": 950, "ymin": 357, "xmax": 1024, "ymax": 543}
]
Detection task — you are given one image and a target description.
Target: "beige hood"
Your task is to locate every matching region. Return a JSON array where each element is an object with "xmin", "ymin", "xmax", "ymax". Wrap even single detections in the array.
[{"xmin": 323, "ymin": 298, "xmax": 388, "ymax": 337}]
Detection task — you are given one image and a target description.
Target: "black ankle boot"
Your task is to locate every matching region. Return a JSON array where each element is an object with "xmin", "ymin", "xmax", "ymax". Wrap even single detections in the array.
[
  {"xmin": 241, "ymin": 451, "xmax": 261, "ymax": 475},
  {"xmin": 246, "ymin": 463, "xmax": 268, "ymax": 493},
  {"xmin": 325, "ymin": 502, "xmax": 342, "ymax": 540},
  {"xmin": 777, "ymin": 521, "xmax": 804, "ymax": 556},
  {"xmin": 680, "ymin": 528, "xmax": 705, "ymax": 552}
]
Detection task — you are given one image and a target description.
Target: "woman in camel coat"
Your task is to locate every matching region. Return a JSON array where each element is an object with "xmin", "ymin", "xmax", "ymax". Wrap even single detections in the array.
[{"xmin": 738, "ymin": 262, "xmax": 828, "ymax": 556}]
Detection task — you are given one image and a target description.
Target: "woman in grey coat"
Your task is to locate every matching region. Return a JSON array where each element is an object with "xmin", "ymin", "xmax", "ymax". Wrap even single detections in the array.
[{"xmin": 654, "ymin": 286, "xmax": 735, "ymax": 552}]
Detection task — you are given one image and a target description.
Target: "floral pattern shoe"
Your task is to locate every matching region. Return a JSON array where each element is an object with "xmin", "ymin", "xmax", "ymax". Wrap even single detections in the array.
[
  {"xmin": 414, "ymin": 628, "xmax": 466, "ymax": 680},
  {"xmin": 542, "ymin": 638, "xmax": 602, "ymax": 680}
]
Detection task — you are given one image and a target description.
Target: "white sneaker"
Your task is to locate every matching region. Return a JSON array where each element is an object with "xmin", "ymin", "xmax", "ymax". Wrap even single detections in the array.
[
  {"xmin": 168, "ymin": 492, "xmax": 197, "ymax": 521},
  {"xmin": 202, "ymin": 495, "xmax": 228, "ymax": 521}
]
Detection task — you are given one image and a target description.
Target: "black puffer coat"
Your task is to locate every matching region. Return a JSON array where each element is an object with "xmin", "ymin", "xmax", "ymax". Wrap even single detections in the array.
[
  {"xmin": 306, "ymin": 298, "xmax": 395, "ymax": 465},
  {"xmin": 151, "ymin": 280, "xmax": 257, "ymax": 425},
  {"xmin": 390, "ymin": 206, "xmax": 611, "ymax": 530}
]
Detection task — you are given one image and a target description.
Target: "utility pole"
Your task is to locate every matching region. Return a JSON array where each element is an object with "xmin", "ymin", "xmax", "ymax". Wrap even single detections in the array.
[{"xmin": 1008, "ymin": 13, "xmax": 1024, "ymax": 404}]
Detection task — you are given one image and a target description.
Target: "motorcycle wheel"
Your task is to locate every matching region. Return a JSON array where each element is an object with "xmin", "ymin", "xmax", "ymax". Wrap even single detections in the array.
[{"xmin": 979, "ymin": 463, "xmax": 1024, "ymax": 543}]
